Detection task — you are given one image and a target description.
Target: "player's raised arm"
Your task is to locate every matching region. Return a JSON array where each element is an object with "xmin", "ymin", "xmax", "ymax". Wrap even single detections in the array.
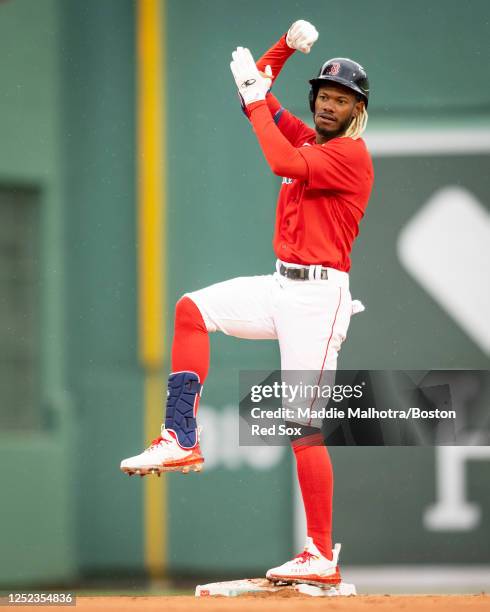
[
  {"xmin": 231, "ymin": 47, "xmax": 309, "ymax": 180},
  {"xmin": 251, "ymin": 20, "xmax": 319, "ymax": 145},
  {"xmin": 256, "ymin": 20, "xmax": 319, "ymax": 83}
]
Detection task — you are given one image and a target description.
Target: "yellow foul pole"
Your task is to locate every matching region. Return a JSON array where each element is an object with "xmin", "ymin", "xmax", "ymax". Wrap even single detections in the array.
[{"xmin": 137, "ymin": 0, "xmax": 167, "ymax": 578}]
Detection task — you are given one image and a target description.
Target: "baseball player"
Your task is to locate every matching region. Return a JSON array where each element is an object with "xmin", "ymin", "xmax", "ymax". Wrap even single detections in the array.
[{"xmin": 121, "ymin": 19, "xmax": 373, "ymax": 587}]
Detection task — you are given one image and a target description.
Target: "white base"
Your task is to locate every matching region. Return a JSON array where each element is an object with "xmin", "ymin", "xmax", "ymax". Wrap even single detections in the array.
[{"xmin": 195, "ymin": 578, "xmax": 356, "ymax": 597}]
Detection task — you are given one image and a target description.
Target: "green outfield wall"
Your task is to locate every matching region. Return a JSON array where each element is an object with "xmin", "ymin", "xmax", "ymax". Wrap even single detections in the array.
[
  {"xmin": 0, "ymin": 0, "xmax": 76, "ymax": 585},
  {"xmin": 0, "ymin": 0, "xmax": 489, "ymax": 586},
  {"xmin": 60, "ymin": 0, "xmax": 142, "ymax": 574}
]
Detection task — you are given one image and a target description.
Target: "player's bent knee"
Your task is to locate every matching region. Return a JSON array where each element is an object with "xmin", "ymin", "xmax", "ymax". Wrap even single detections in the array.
[{"xmin": 175, "ymin": 295, "xmax": 207, "ymax": 333}]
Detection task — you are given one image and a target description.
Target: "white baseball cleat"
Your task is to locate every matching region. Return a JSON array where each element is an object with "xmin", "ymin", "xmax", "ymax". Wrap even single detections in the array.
[
  {"xmin": 266, "ymin": 538, "xmax": 342, "ymax": 587},
  {"xmin": 120, "ymin": 426, "xmax": 204, "ymax": 476}
]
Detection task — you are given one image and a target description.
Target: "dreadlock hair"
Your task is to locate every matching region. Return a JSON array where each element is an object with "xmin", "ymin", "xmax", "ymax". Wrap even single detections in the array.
[{"xmin": 342, "ymin": 104, "xmax": 368, "ymax": 140}]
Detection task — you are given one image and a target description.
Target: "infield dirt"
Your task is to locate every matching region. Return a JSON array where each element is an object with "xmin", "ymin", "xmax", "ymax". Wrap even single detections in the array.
[{"xmin": 18, "ymin": 593, "xmax": 490, "ymax": 612}]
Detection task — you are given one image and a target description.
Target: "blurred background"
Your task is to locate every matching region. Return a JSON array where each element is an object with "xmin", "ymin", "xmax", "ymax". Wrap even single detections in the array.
[{"xmin": 0, "ymin": 0, "xmax": 489, "ymax": 595}]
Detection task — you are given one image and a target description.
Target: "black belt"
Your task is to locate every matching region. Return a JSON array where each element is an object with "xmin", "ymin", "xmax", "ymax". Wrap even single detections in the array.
[{"xmin": 279, "ymin": 264, "xmax": 329, "ymax": 281}]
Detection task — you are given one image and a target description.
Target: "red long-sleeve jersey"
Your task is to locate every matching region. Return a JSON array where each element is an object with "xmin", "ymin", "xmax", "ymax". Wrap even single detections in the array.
[{"xmin": 247, "ymin": 36, "xmax": 374, "ymax": 272}]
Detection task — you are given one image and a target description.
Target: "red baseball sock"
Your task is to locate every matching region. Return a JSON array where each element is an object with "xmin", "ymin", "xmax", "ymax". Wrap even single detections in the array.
[
  {"xmin": 292, "ymin": 435, "xmax": 334, "ymax": 560},
  {"xmin": 171, "ymin": 296, "xmax": 209, "ymax": 387}
]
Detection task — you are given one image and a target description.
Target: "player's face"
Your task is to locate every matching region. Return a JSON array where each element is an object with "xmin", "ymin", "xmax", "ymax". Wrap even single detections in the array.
[{"xmin": 313, "ymin": 84, "xmax": 363, "ymax": 141}]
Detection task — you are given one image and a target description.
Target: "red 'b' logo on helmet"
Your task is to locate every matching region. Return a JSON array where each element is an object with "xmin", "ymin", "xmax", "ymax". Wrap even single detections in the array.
[{"xmin": 328, "ymin": 62, "xmax": 341, "ymax": 76}]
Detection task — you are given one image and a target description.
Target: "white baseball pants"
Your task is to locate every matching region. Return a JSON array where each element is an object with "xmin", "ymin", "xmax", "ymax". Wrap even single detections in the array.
[{"xmin": 186, "ymin": 261, "xmax": 356, "ymax": 426}]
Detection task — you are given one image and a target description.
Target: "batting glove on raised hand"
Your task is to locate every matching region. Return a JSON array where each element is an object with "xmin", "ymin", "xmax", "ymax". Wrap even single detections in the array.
[
  {"xmin": 286, "ymin": 19, "xmax": 319, "ymax": 54},
  {"xmin": 230, "ymin": 47, "xmax": 272, "ymax": 106}
]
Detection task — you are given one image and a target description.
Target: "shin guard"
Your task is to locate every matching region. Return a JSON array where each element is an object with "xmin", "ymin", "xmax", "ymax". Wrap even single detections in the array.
[{"xmin": 164, "ymin": 371, "xmax": 202, "ymax": 449}]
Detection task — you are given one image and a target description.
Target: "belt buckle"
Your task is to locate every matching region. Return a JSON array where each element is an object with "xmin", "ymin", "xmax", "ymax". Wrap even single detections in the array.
[{"xmin": 280, "ymin": 264, "xmax": 314, "ymax": 281}]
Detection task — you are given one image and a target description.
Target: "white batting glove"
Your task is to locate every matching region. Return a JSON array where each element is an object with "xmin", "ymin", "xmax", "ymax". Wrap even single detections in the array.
[
  {"xmin": 230, "ymin": 47, "xmax": 272, "ymax": 106},
  {"xmin": 286, "ymin": 19, "xmax": 319, "ymax": 54}
]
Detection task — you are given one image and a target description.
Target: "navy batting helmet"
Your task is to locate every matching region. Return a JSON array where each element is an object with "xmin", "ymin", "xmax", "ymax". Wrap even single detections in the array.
[{"xmin": 309, "ymin": 58, "xmax": 369, "ymax": 111}]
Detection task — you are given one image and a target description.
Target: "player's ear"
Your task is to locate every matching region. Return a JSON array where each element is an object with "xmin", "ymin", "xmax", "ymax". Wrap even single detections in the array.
[{"xmin": 352, "ymin": 98, "xmax": 364, "ymax": 118}]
